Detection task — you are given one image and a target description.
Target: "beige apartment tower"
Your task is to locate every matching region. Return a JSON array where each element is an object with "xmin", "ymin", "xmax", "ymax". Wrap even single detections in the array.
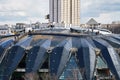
[{"xmin": 49, "ymin": 0, "xmax": 80, "ymax": 26}]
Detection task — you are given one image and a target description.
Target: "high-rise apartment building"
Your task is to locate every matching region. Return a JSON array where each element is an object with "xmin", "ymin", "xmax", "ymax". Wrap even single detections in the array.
[{"xmin": 49, "ymin": 0, "xmax": 80, "ymax": 26}]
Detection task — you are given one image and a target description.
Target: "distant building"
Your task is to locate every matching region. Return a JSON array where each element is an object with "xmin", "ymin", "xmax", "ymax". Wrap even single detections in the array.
[
  {"xmin": 15, "ymin": 23, "xmax": 26, "ymax": 33},
  {"xmin": 0, "ymin": 25, "xmax": 14, "ymax": 36},
  {"xmin": 49, "ymin": 0, "xmax": 80, "ymax": 26},
  {"xmin": 101, "ymin": 23, "xmax": 120, "ymax": 34},
  {"xmin": 86, "ymin": 18, "xmax": 99, "ymax": 27},
  {"xmin": 112, "ymin": 21, "xmax": 120, "ymax": 24},
  {"xmin": 31, "ymin": 22, "xmax": 49, "ymax": 31},
  {"xmin": 31, "ymin": 22, "xmax": 41, "ymax": 30}
]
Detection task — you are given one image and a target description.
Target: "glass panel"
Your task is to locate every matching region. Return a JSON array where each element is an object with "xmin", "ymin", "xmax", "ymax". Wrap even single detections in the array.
[
  {"xmin": 59, "ymin": 56, "xmax": 83, "ymax": 80},
  {"xmin": 96, "ymin": 56, "xmax": 108, "ymax": 69}
]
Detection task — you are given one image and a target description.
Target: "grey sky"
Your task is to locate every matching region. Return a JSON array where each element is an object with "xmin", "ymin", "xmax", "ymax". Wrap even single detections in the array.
[{"xmin": 0, "ymin": 0, "xmax": 120, "ymax": 24}]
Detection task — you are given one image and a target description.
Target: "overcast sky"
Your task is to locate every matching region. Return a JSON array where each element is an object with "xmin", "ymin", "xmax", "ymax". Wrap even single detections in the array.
[{"xmin": 0, "ymin": 0, "xmax": 120, "ymax": 24}]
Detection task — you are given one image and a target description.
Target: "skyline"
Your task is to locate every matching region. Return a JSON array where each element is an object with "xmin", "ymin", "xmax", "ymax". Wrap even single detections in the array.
[
  {"xmin": 49, "ymin": 0, "xmax": 80, "ymax": 26},
  {"xmin": 0, "ymin": 0, "xmax": 120, "ymax": 24}
]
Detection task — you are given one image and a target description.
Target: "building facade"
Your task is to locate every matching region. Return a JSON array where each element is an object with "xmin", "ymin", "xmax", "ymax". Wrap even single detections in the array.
[
  {"xmin": 0, "ymin": 25, "xmax": 13, "ymax": 36},
  {"xmin": 49, "ymin": 0, "xmax": 80, "ymax": 26}
]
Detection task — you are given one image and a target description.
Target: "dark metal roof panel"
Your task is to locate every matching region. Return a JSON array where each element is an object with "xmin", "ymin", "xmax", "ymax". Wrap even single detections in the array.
[
  {"xmin": 32, "ymin": 40, "xmax": 51, "ymax": 72},
  {"xmin": 51, "ymin": 36, "xmax": 66, "ymax": 47},
  {"xmin": 102, "ymin": 36, "xmax": 120, "ymax": 48},
  {"xmin": 72, "ymin": 37, "xmax": 81, "ymax": 48},
  {"xmin": 0, "ymin": 39, "xmax": 14, "ymax": 48},
  {"xmin": 50, "ymin": 39, "xmax": 72, "ymax": 79},
  {"xmin": 57, "ymin": 39, "xmax": 72, "ymax": 77},
  {"xmin": 0, "ymin": 46, "xmax": 25, "ymax": 80},
  {"xmin": 79, "ymin": 38, "xmax": 96, "ymax": 80},
  {"xmin": 26, "ymin": 39, "xmax": 51, "ymax": 73},
  {"xmin": 86, "ymin": 37, "xmax": 97, "ymax": 48},
  {"xmin": 26, "ymin": 46, "xmax": 39, "ymax": 73},
  {"xmin": 50, "ymin": 47, "xmax": 63, "ymax": 76},
  {"xmin": 0, "ymin": 47, "xmax": 5, "ymax": 58},
  {"xmin": 93, "ymin": 38, "xmax": 120, "ymax": 80},
  {"xmin": 112, "ymin": 35, "xmax": 120, "ymax": 42},
  {"xmin": 16, "ymin": 36, "xmax": 32, "ymax": 48}
]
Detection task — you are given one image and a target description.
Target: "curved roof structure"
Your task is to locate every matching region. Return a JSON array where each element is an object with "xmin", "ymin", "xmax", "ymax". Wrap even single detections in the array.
[{"xmin": 0, "ymin": 29, "xmax": 120, "ymax": 80}]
